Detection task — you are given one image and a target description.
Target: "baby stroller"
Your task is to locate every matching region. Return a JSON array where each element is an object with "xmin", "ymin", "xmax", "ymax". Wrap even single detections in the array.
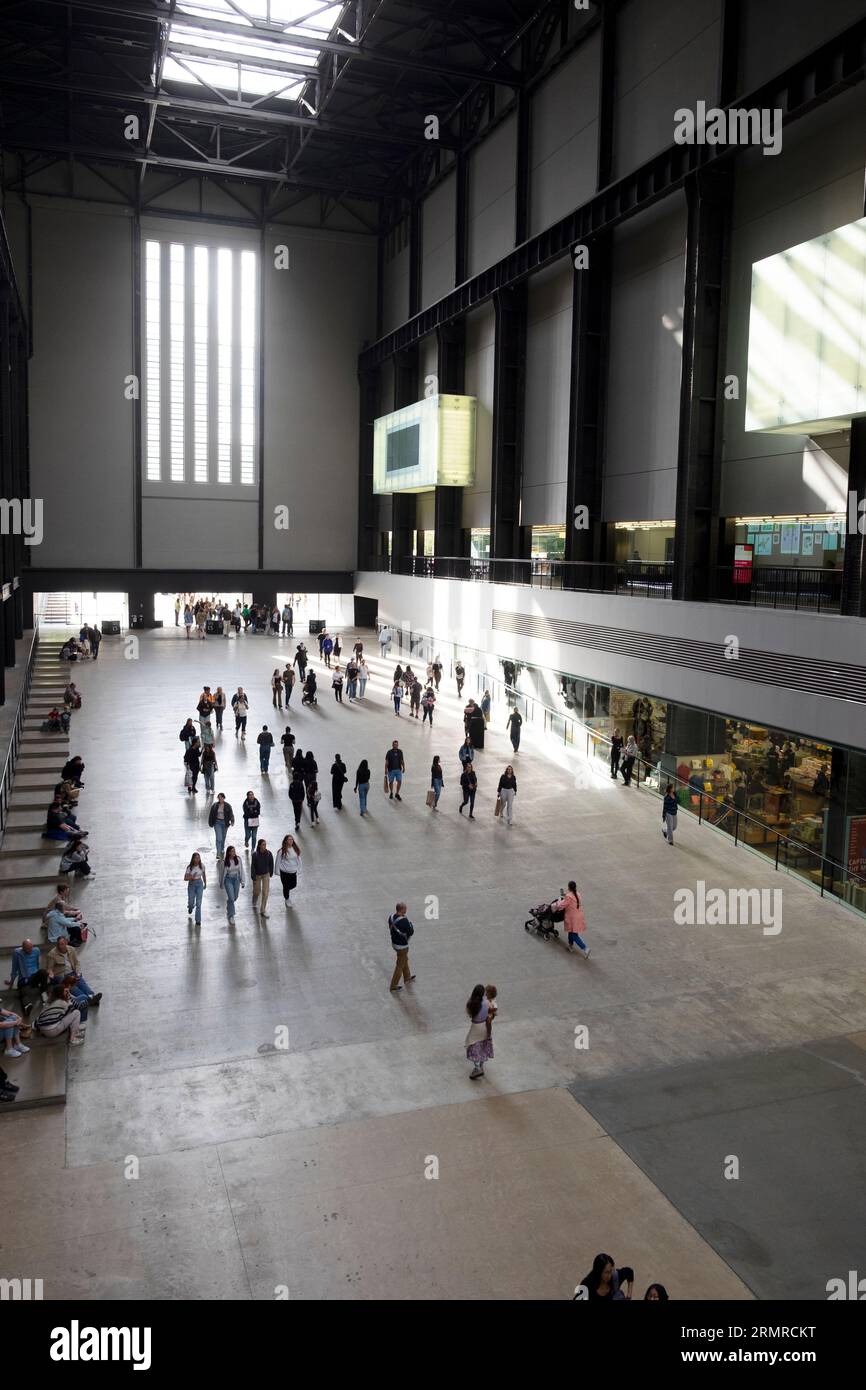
[
  {"xmin": 301, "ymin": 673, "xmax": 318, "ymax": 707},
  {"xmin": 524, "ymin": 899, "xmax": 565, "ymax": 940}
]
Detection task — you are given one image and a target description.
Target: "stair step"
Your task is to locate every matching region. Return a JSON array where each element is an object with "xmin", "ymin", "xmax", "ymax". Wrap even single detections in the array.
[
  {"xmin": 0, "ymin": 1035, "xmax": 68, "ymax": 1109},
  {"xmin": 1, "ymin": 835, "xmax": 69, "ymax": 857},
  {"xmin": 0, "ymin": 855, "xmax": 67, "ymax": 887},
  {"xmin": 0, "ymin": 884, "xmax": 64, "ymax": 918}
]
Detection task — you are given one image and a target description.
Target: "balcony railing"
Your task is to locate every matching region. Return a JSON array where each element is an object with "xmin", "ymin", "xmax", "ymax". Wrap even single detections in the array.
[
  {"xmin": 363, "ymin": 554, "xmax": 847, "ymax": 613},
  {"xmin": 365, "ymin": 554, "xmax": 675, "ymax": 596},
  {"xmin": 714, "ymin": 565, "xmax": 842, "ymax": 613}
]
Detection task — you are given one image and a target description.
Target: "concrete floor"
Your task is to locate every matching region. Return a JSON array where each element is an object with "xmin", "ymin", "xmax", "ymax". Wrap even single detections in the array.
[{"xmin": 2, "ymin": 623, "xmax": 865, "ymax": 1299}]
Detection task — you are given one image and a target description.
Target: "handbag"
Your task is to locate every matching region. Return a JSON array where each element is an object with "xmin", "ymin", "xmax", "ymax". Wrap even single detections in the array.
[
  {"xmin": 426, "ymin": 789, "xmax": 436, "ymax": 807},
  {"xmin": 494, "ymin": 796, "xmax": 502, "ymax": 818}
]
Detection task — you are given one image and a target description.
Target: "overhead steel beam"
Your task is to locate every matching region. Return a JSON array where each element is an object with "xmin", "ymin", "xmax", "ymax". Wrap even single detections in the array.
[
  {"xmin": 360, "ymin": 10, "xmax": 866, "ymax": 368},
  {"xmin": 38, "ymin": 0, "xmax": 524, "ymax": 86},
  {"xmin": 0, "ymin": 74, "xmax": 457, "ymax": 148},
  {"xmin": 6, "ymin": 136, "xmax": 382, "ymax": 197}
]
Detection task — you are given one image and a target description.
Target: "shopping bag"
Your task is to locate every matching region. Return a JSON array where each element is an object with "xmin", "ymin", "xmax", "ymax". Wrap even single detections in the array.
[
  {"xmin": 494, "ymin": 796, "xmax": 502, "ymax": 818},
  {"xmin": 426, "ymin": 789, "xmax": 436, "ymax": 807},
  {"xmin": 383, "ymin": 774, "xmax": 389, "ymax": 793}
]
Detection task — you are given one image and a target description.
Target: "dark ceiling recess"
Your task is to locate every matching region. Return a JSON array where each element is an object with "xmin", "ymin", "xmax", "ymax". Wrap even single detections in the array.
[{"xmin": 0, "ymin": 0, "xmax": 578, "ymax": 227}]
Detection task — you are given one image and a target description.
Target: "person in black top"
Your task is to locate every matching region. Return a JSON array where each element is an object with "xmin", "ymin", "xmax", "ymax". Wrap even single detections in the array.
[
  {"xmin": 610, "ymin": 729, "xmax": 623, "ymax": 780},
  {"xmin": 575, "ymin": 1254, "xmax": 634, "ymax": 1301},
  {"xmin": 184, "ymin": 739, "xmax": 201, "ymax": 795},
  {"xmin": 354, "ymin": 760, "xmax": 371, "ymax": 816},
  {"xmin": 662, "ymin": 783, "xmax": 678, "ymax": 845},
  {"xmin": 242, "ymin": 790, "xmax": 261, "ymax": 850},
  {"xmin": 62, "ymin": 756, "xmax": 85, "ymax": 787},
  {"xmin": 331, "ymin": 755, "xmax": 348, "ymax": 810},
  {"xmin": 812, "ymin": 764, "xmax": 830, "ymax": 797},
  {"xmin": 288, "ymin": 773, "xmax": 306, "ymax": 831},
  {"xmin": 385, "ymin": 742, "xmax": 405, "ymax": 801},
  {"xmin": 302, "ymin": 751, "xmax": 318, "ymax": 788},
  {"xmin": 281, "ymin": 726, "xmax": 295, "ymax": 769},
  {"xmin": 293, "ymin": 644, "xmax": 308, "ymax": 679},
  {"xmin": 506, "ymin": 709, "xmax": 522, "ymax": 753},
  {"xmin": 497, "ymin": 766, "xmax": 517, "ymax": 825},
  {"xmin": 459, "ymin": 762, "xmax": 477, "ymax": 819},
  {"xmin": 292, "ymin": 747, "xmax": 306, "ymax": 779},
  {"xmin": 455, "ymin": 661, "xmax": 465, "ymax": 696},
  {"xmin": 251, "ymin": 839, "xmax": 274, "ymax": 916},
  {"xmin": 257, "ymin": 725, "xmax": 274, "ymax": 773}
]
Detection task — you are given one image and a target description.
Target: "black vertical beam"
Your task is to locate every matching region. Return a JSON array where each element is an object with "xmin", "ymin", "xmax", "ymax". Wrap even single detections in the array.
[
  {"xmin": 564, "ymin": 235, "xmax": 611, "ymax": 578},
  {"xmin": 375, "ymin": 200, "xmax": 385, "ymax": 338},
  {"xmin": 515, "ymin": 36, "xmax": 531, "ymax": 245},
  {"xmin": 719, "ymin": 0, "xmax": 741, "ymax": 105},
  {"xmin": 673, "ymin": 167, "xmax": 733, "ymax": 601},
  {"xmin": 13, "ymin": 324, "xmax": 27, "ymax": 636},
  {"xmin": 841, "ymin": 417, "xmax": 866, "ymax": 616},
  {"xmin": 9, "ymin": 319, "xmax": 25, "ymax": 639},
  {"xmin": 434, "ymin": 320, "xmax": 467, "ymax": 558},
  {"xmin": 597, "ymin": 0, "xmax": 617, "ymax": 189},
  {"xmin": 131, "ymin": 210, "xmax": 143, "ymax": 568},
  {"xmin": 0, "ymin": 295, "xmax": 15, "ymax": 671},
  {"xmin": 357, "ymin": 364, "xmax": 379, "ymax": 570},
  {"xmin": 391, "ymin": 347, "xmax": 419, "ymax": 567},
  {"xmin": 408, "ymin": 198, "xmax": 422, "ymax": 318},
  {"xmin": 490, "ymin": 284, "xmax": 527, "ymax": 563},
  {"xmin": 455, "ymin": 144, "xmax": 469, "ymax": 285},
  {"xmin": 257, "ymin": 218, "xmax": 266, "ymax": 570}
]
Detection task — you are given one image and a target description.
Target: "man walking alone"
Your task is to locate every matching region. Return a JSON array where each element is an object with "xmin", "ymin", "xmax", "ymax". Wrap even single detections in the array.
[{"xmin": 388, "ymin": 902, "xmax": 415, "ymax": 992}]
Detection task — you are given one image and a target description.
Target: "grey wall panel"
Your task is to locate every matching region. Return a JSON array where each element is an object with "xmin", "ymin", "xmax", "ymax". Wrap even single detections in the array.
[
  {"xmin": 421, "ymin": 173, "xmax": 456, "ymax": 308},
  {"xmin": 142, "ymin": 496, "xmax": 258, "ymax": 567},
  {"xmin": 417, "ymin": 493, "xmax": 435, "ymax": 531},
  {"xmin": 262, "ymin": 227, "xmax": 376, "ymax": 570},
  {"xmin": 604, "ymin": 198, "xmax": 686, "ymax": 521},
  {"xmin": 530, "ymin": 34, "xmax": 600, "ymax": 235},
  {"xmin": 382, "ymin": 242, "xmax": 409, "ymax": 334},
  {"xmin": 614, "ymin": 0, "xmax": 721, "ymax": 177},
  {"xmin": 421, "ymin": 335, "xmax": 438, "ymax": 394},
  {"xmin": 721, "ymin": 88, "xmax": 866, "ymax": 516},
  {"xmin": 522, "ymin": 263, "xmax": 572, "ymax": 526},
  {"xmin": 463, "ymin": 305, "xmax": 495, "ymax": 528},
  {"xmin": 29, "ymin": 200, "xmax": 135, "ymax": 566},
  {"xmin": 468, "ymin": 116, "xmax": 517, "ymax": 278},
  {"xmin": 739, "ymin": 0, "xmax": 865, "ymax": 93}
]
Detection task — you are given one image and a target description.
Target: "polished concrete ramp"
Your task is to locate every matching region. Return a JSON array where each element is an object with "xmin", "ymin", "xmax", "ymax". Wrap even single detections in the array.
[
  {"xmin": 2, "ymin": 626, "xmax": 865, "ymax": 1299},
  {"xmin": 570, "ymin": 1034, "xmax": 866, "ymax": 1300}
]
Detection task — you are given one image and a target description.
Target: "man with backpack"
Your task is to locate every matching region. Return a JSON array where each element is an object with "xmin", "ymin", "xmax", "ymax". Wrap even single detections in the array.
[{"xmin": 388, "ymin": 902, "xmax": 415, "ymax": 992}]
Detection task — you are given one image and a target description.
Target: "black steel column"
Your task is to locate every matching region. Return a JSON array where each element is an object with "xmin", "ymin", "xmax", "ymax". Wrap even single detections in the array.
[
  {"xmin": 408, "ymin": 199, "xmax": 422, "ymax": 319},
  {"xmin": 455, "ymin": 148, "xmax": 469, "ymax": 286},
  {"xmin": 17, "ymin": 325, "xmax": 30, "ymax": 633},
  {"xmin": 357, "ymin": 365, "xmax": 379, "ymax": 570},
  {"xmin": 719, "ymin": 0, "xmax": 741, "ymax": 105},
  {"xmin": 434, "ymin": 320, "xmax": 467, "ymax": 559},
  {"xmin": 490, "ymin": 284, "xmax": 527, "ymax": 563},
  {"xmin": 841, "ymin": 417, "xmax": 866, "ymax": 616},
  {"xmin": 673, "ymin": 167, "xmax": 732, "ymax": 601},
  {"xmin": 564, "ymin": 234, "xmax": 612, "ymax": 582},
  {"xmin": 596, "ymin": 0, "xmax": 617, "ymax": 189},
  {"xmin": 515, "ymin": 41, "xmax": 531, "ymax": 245},
  {"xmin": 391, "ymin": 347, "xmax": 419, "ymax": 569},
  {"xmin": 0, "ymin": 295, "xmax": 15, "ymax": 671},
  {"xmin": 10, "ymin": 320, "xmax": 26, "ymax": 638}
]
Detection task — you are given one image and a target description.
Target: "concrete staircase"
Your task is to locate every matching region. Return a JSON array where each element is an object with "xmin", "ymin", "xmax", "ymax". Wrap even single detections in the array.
[{"xmin": 1, "ymin": 633, "xmax": 80, "ymax": 1111}]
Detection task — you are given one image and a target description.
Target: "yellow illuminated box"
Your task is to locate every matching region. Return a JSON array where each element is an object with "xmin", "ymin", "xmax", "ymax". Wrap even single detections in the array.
[
  {"xmin": 373, "ymin": 394, "xmax": 476, "ymax": 494},
  {"xmin": 746, "ymin": 215, "xmax": 866, "ymax": 433}
]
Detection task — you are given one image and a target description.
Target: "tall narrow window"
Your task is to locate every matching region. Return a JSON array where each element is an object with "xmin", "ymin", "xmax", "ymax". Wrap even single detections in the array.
[
  {"xmin": 239, "ymin": 250, "xmax": 256, "ymax": 487},
  {"xmin": 144, "ymin": 241, "xmax": 161, "ymax": 481},
  {"xmin": 169, "ymin": 243, "xmax": 185, "ymax": 482},
  {"xmin": 217, "ymin": 247, "xmax": 233, "ymax": 485},
  {"xmin": 143, "ymin": 237, "xmax": 257, "ymax": 484},
  {"xmin": 193, "ymin": 246, "xmax": 209, "ymax": 483}
]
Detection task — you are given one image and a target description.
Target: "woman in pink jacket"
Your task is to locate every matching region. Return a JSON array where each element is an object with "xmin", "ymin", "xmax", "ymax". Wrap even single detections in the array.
[{"xmin": 554, "ymin": 880, "xmax": 591, "ymax": 958}]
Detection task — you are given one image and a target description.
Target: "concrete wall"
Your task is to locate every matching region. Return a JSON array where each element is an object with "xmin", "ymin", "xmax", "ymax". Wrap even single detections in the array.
[
  {"xmin": 463, "ymin": 305, "xmax": 495, "ymax": 529},
  {"xmin": 530, "ymin": 34, "xmax": 600, "ymax": 233},
  {"xmin": 613, "ymin": 0, "xmax": 721, "ymax": 177},
  {"xmin": 604, "ymin": 197, "xmax": 687, "ymax": 521},
  {"xmin": 356, "ymin": 570, "xmax": 866, "ymax": 750},
  {"xmin": 468, "ymin": 116, "xmax": 517, "ymax": 277},
  {"xmin": 421, "ymin": 173, "xmax": 456, "ymax": 307},
  {"xmin": 382, "ymin": 238, "xmax": 409, "ymax": 335},
  {"xmin": 737, "ymin": 0, "xmax": 864, "ymax": 93},
  {"xmin": 522, "ymin": 263, "xmax": 573, "ymax": 526},
  {"xmin": 28, "ymin": 199, "xmax": 136, "ymax": 567},
  {"xmin": 22, "ymin": 197, "xmax": 375, "ymax": 572},
  {"xmin": 721, "ymin": 86, "xmax": 866, "ymax": 517}
]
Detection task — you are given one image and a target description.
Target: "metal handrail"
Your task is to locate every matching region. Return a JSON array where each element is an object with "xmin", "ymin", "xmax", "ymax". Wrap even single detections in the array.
[
  {"xmin": 366, "ymin": 554, "xmax": 674, "ymax": 595},
  {"xmin": 0, "ymin": 616, "xmax": 40, "ymax": 839}
]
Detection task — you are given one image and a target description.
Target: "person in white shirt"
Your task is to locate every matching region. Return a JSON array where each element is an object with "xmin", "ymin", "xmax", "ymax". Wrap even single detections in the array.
[
  {"xmin": 275, "ymin": 834, "xmax": 302, "ymax": 907},
  {"xmin": 184, "ymin": 853, "xmax": 207, "ymax": 925}
]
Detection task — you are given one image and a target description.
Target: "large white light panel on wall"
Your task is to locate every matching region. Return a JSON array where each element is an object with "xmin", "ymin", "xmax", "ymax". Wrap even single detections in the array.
[
  {"xmin": 373, "ymin": 394, "xmax": 476, "ymax": 493},
  {"xmin": 746, "ymin": 216, "xmax": 866, "ymax": 434}
]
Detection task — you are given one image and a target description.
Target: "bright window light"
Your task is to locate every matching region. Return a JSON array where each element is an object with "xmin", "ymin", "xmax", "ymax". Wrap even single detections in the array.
[
  {"xmin": 169, "ymin": 243, "xmax": 185, "ymax": 482},
  {"xmin": 165, "ymin": 2, "xmax": 340, "ymax": 102},
  {"xmin": 239, "ymin": 250, "xmax": 256, "ymax": 486},
  {"xmin": 144, "ymin": 240, "xmax": 161, "ymax": 481},
  {"xmin": 217, "ymin": 247, "xmax": 233, "ymax": 485},
  {"xmin": 193, "ymin": 246, "xmax": 209, "ymax": 483}
]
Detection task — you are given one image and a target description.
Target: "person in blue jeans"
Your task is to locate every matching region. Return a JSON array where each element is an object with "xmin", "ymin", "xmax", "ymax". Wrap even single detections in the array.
[
  {"xmin": 257, "ymin": 725, "xmax": 274, "ymax": 773},
  {"xmin": 430, "ymin": 756, "xmax": 444, "ymax": 810},
  {"xmin": 45, "ymin": 939, "xmax": 102, "ymax": 1010},
  {"xmin": 354, "ymin": 759, "xmax": 371, "ymax": 816},
  {"xmin": 385, "ymin": 742, "xmax": 405, "ymax": 801},
  {"xmin": 184, "ymin": 853, "xmax": 207, "ymax": 925},
  {"xmin": 242, "ymin": 791, "xmax": 261, "ymax": 849},
  {"xmin": 208, "ymin": 793, "xmax": 234, "ymax": 858},
  {"xmin": 220, "ymin": 846, "xmax": 245, "ymax": 925},
  {"xmin": 391, "ymin": 681, "xmax": 403, "ymax": 715}
]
